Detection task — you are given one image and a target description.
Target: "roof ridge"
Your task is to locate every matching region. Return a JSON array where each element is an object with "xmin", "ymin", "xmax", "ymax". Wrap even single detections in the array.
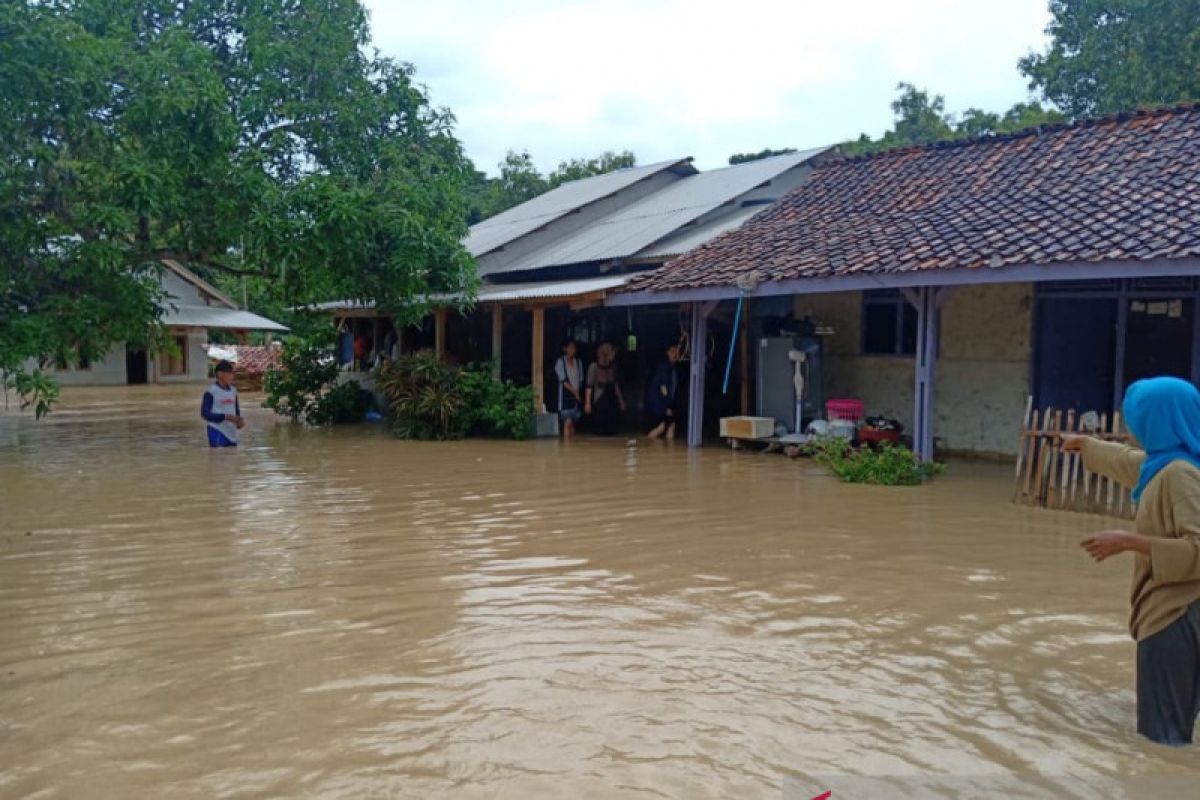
[{"xmin": 828, "ymin": 101, "xmax": 1200, "ymax": 166}]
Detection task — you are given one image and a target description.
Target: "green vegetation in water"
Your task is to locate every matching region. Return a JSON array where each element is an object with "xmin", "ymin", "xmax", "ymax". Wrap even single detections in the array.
[
  {"xmin": 802, "ymin": 437, "xmax": 945, "ymax": 486},
  {"xmin": 264, "ymin": 332, "xmax": 370, "ymax": 426},
  {"xmin": 376, "ymin": 351, "xmax": 532, "ymax": 441}
]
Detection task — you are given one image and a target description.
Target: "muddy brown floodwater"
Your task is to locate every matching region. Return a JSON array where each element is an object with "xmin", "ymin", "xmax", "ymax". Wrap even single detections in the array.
[{"xmin": 2, "ymin": 387, "xmax": 1198, "ymax": 799}]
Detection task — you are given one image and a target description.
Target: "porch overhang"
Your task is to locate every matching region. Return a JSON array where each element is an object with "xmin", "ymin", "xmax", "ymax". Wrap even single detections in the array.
[
  {"xmin": 162, "ymin": 305, "xmax": 289, "ymax": 332},
  {"xmin": 605, "ymin": 256, "xmax": 1200, "ymax": 307}
]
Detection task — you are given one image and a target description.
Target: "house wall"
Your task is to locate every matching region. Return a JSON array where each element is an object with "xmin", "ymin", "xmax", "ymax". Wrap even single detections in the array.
[
  {"xmin": 154, "ymin": 327, "xmax": 210, "ymax": 384},
  {"xmin": 39, "ymin": 344, "xmax": 129, "ymax": 386},
  {"xmin": 794, "ymin": 283, "xmax": 1033, "ymax": 456}
]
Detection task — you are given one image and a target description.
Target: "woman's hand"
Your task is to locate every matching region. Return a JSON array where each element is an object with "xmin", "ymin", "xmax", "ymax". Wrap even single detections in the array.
[
  {"xmin": 1081, "ymin": 530, "xmax": 1150, "ymax": 562},
  {"xmin": 584, "ymin": 402, "xmax": 592, "ymax": 415},
  {"xmin": 1060, "ymin": 434, "xmax": 1088, "ymax": 453}
]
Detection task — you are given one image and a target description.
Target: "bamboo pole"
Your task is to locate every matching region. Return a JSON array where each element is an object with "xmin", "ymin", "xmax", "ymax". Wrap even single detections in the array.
[{"xmin": 1013, "ymin": 395, "xmax": 1034, "ymax": 502}]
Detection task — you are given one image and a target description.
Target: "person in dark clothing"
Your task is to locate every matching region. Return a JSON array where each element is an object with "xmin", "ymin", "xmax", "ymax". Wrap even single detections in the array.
[
  {"xmin": 585, "ymin": 341, "xmax": 625, "ymax": 436},
  {"xmin": 646, "ymin": 343, "xmax": 680, "ymax": 440}
]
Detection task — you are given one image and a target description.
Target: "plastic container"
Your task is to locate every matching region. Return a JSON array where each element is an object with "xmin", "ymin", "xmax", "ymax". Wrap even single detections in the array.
[
  {"xmin": 857, "ymin": 428, "xmax": 901, "ymax": 446},
  {"xmin": 826, "ymin": 398, "xmax": 865, "ymax": 423}
]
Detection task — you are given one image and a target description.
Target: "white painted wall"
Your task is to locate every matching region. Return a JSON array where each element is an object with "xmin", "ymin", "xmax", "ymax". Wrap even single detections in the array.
[
  {"xmin": 154, "ymin": 328, "xmax": 211, "ymax": 384},
  {"xmin": 38, "ymin": 344, "xmax": 129, "ymax": 386}
]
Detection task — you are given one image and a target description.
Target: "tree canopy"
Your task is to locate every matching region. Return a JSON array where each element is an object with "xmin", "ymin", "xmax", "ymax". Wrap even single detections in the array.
[
  {"xmin": 1, "ymin": 0, "xmax": 475, "ymax": 413},
  {"xmin": 1019, "ymin": 0, "xmax": 1200, "ymax": 117},
  {"xmin": 728, "ymin": 148, "xmax": 798, "ymax": 165},
  {"xmin": 843, "ymin": 83, "xmax": 1066, "ymax": 155}
]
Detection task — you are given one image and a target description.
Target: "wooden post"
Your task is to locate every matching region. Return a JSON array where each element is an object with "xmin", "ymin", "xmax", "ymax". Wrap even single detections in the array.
[
  {"xmin": 687, "ymin": 302, "xmax": 717, "ymax": 448},
  {"xmin": 531, "ymin": 307, "xmax": 545, "ymax": 413},
  {"xmin": 739, "ymin": 297, "xmax": 750, "ymax": 416},
  {"xmin": 434, "ymin": 309, "xmax": 447, "ymax": 362},
  {"xmin": 491, "ymin": 305, "xmax": 503, "ymax": 381}
]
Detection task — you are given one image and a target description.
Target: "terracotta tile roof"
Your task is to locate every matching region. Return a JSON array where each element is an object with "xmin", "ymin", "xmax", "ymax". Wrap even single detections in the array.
[
  {"xmin": 629, "ymin": 104, "xmax": 1200, "ymax": 293},
  {"xmin": 229, "ymin": 344, "xmax": 283, "ymax": 376}
]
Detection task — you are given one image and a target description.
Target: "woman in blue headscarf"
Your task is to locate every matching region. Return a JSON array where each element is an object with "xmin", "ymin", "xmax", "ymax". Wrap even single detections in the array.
[{"xmin": 1062, "ymin": 376, "xmax": 1200, "ymax": 745}]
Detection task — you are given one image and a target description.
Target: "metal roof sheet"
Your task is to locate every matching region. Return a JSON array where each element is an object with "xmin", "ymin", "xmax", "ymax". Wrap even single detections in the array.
[
  {"xmin": 163, "ymin": 304, "xmax": 290, "ymax": 331},
  {"xmin": 472, "ymin": 275, "xmax": 630, "ymax": 303},
  {"xmin": 487, "ymin": 147, "xmax": 828, "ymax": 274},
  {"xmin": 634, "ymin": 203, "xmax": 772, "ymax": 260},
  {"xmin": 305, "ymin": 275, "xmax": 632, "ymax": 313},
  {"xmin": 463, "ymin": 158, "xmax": 695, "ymax": 257}
]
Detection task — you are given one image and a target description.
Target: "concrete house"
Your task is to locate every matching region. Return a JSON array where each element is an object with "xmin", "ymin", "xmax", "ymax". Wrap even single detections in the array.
[
  {"xmin": 610, "ymin": 104, "xmax": 1200, "ymax": 455},
  {"xmin": 44, "ymin": 260, "xmax": 288, "ymax": 386}
]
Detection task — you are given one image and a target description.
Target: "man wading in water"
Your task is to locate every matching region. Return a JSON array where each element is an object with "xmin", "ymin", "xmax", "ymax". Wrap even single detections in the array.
[
  {"xmin": 201, "ymin": 360, "xmax": 244, "ymax": 447},
  {"xmin": 1062, "ymin": 376, "xmax": 1200, "ymax": 745}
]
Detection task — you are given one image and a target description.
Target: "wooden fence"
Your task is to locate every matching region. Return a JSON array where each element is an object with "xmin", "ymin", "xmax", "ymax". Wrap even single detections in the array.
[{"xmin": 1012, "ymin": 396, "xmax": 1135, "ymax": 518}]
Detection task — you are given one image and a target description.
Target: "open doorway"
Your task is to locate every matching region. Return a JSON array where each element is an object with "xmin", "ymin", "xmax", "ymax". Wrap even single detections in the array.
[{"xmin": 126, "ymin": 349, "xmax": 148, "ymax": 384}]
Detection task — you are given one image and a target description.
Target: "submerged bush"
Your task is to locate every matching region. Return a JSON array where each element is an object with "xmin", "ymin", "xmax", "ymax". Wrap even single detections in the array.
[
  {"xmin": 802, "ymin": 437, "xmax": 944, "ymax": 485},
  {"xmin": 459, "ymin": 365, "xmax": 533, "ymax": 440},
  {"xmin": 375, "ymin": 352, "xmax": 531, "ymax": 441},
  {"xmin": 264, "ymin": 331, "xmax": 368, "ymax": 425}
]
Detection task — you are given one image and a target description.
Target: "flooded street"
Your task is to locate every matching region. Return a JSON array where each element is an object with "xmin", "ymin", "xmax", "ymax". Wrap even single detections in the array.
[{"xmin": 2, "ymin": 387, "xmax": 1197, "ymax": 798}]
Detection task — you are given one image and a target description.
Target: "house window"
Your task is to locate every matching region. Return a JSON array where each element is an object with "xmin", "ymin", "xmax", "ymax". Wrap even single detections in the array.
[
  {"xmin": 862, "ymin": 290, "xmax": 918, "ymax": 355},
  {"xmin": 161, "ymin": 333, "xmax": 189, "ymax": 376}
]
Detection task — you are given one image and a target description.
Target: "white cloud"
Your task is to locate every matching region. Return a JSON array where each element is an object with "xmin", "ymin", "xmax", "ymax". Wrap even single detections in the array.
[{"xmin": 364, "ymin": 0, "xmax": 1051, "ymax": 174}]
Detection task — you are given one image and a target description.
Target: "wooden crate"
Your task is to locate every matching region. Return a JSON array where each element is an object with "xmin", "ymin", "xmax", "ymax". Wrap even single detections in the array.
[{"xmin": 720, "ymin": 416, "xmax": 775, "ymax": 440}]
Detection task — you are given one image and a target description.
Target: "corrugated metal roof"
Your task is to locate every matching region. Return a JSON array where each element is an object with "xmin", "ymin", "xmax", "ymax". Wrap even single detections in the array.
[
  {"xmin": 163, "ymin": 305, "xmax": 289, "ymax": 331},
  {"xmin": 484, "ymin": 147, "xmax": 829, "ymax": 275},
  {"xmin": 305, "ymin": 275, "xmax": 632, "ymax": 313},
  {"xmin": 463, "ymin": 158, "xmax": 695, "ymax": 257},
  {"xmin": 472, "ymin": 275, "xmax": 630, "ymax": 303},
  {"xmin": 634, "ymin": 203, "xmax": 772, "ymax": 260}
]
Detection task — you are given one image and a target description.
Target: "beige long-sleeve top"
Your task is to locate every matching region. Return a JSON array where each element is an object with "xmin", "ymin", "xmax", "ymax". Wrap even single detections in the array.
[{"xmin": 1082, "ymin": 438, "xmax": 1200, "ymax": 640}]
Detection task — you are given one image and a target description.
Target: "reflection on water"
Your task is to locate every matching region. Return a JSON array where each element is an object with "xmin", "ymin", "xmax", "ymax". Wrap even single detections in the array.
[{"xmin": 1, "ymin": 386, "xmax": 1197, "ymax": 798}]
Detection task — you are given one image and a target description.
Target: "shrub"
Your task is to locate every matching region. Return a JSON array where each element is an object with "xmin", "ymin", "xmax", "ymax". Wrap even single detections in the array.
[
  {"xmin": 459, "ymin": 364, "xmax": 533, "ymax": 440},
  {"xmin": 376, "ymin": 353, "xmax": 532, "ymax": 440},
  {"xmin": 264, "ymin": 331, "xmax": 368, "ymax": 425},
  {"xmin": 802, "ymin": 437, "xmax": 944, "ymax": 485},
  {"xmin": 376, "ymin": 351, "xmax": 466, "ymax": 440}
]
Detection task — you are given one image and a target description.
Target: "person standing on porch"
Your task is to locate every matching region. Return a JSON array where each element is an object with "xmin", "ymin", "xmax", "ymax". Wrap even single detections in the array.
[
  {"xmin": 1062, "ymin": 376, "xmax": 1200, "ymax": 746},
  {"xmin": 646, "ymin": 343, "xmax": 681, "ymax": 440},
  {"xmin": 554, "ymin": 338, "xmax": 584, "ymax": 440},
  {"xmin": 201, "ymin": 360, "xmax": 244, "ymax": 448},
  {"xmin": 585, "ymin": 342, "xmax": 625, "ymax": 436}
]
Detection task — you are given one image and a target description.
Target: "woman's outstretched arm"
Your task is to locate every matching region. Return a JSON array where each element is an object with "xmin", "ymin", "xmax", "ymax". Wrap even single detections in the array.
[{"xmin": 1062, "ymin": 434, "xmax": 1144, "ymax": 487}]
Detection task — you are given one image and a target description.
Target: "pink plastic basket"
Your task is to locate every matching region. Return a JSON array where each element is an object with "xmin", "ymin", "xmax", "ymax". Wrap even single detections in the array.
[{"xmin": 826, "ymin": 398, "xmax": 865, "ymax": 423}]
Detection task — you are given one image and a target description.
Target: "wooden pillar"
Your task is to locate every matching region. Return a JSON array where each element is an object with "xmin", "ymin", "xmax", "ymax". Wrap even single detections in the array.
[
  {"xmin": 687, "ymin": 302, "xmax": 716, "ymax": 448},
  {"xmin": 491, "ymin": 304, "xmax": 503, "ymax": 381},
  {"xmin": 739, "ymin": 298, "xmax": 751, "ymax": 415},
  {"xmin": 531, "ymin": 307, "xmax": 545, "ymax": 412},
  {"xmin": 434, "ymin": 309, "xmax": 447, "ymax": 362},
  {"xmin": 904, "ymin": 286, "xmax": 951, "ymax": 462}
]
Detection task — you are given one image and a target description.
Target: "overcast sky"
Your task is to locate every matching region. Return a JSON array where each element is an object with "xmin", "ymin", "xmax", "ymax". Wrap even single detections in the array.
[{"xmin": 363, "ymin": 0, "xmax": 1053, "ymax": 175}]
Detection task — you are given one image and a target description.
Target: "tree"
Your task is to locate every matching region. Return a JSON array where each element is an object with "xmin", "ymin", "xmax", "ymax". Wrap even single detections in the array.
[
  {"xmin": 727, "ymin": 147, "xmax": 798, "ymax": 165},
  {"xmin": 1020, "ymin": 0, "xmax": 1200, "ymax": 117},
  {"xmin": 0, "ymin": 0, "xmax": 475, "ymax": 414},
  {"xmin": 844, "ymin": 84, "xmax": 1067, "ymax": 155},
  {"xmin": 548, "ymin": 150, "xmax": 636, "ymax": 187}
]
